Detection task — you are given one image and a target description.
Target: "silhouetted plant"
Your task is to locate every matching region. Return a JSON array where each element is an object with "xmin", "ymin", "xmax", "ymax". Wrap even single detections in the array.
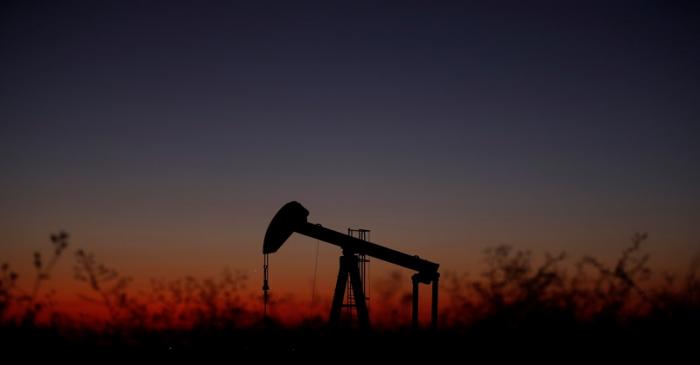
[
  {"xmin": 465, "ymin": 245, "xmax": 569, "ymax": 329},
  {"xmin": 0, "ymin": 231, "xmax": 69, "ymax": 325},
  {"xmin": 646, "ymin": 252, "xmax": 700, "ymax": 327},
  {"xmin": 574, "ymin": 233, "xmax": 652, "ymax": 320},
  {"xmin": 0, "ymin": 262, "xmax": 19, "ymax": 322},
  {"xmin": 2, "ymin": 229, "xmax": 699, "ymax": 353},
  {"xmin": 441, "ymin": 232, "xmax": 672, "ymax": 332},
  {"xmin": 145, "ymin": 269, "xmax": 251, "ymax": 329},
  {"xmin": 372, "ymin": 271, "xmax": 412, "ymax": 328},
  {"xmin": 74, "ymin": 249, "xmax": 134, "ymax": 325}
]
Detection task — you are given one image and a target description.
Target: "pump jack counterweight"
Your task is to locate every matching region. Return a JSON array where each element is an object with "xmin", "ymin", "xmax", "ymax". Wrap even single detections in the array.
[{"xmin": 262, "ymin": 201, "xmax": 440, "ymax": 329}]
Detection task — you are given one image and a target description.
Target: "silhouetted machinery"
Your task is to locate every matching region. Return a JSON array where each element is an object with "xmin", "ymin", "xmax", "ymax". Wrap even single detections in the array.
[{"xmin": 262, "ymin": 201, "xmax": 440, "ymax": 329}]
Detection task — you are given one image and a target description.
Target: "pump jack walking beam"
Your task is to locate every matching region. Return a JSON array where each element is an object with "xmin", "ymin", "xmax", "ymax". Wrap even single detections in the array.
[{"xmin": 263, "ymin": 201, "xmax": 440, "ymax": 329}]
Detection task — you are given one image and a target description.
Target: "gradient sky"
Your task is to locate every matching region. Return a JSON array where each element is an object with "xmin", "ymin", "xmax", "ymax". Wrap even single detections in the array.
[{"xmin": 1, "ymin": 1, "xmax": 699, "ymax": 304}]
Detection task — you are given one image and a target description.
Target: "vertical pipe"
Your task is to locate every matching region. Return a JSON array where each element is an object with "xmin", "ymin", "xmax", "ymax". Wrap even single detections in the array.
[
  {"xmin": 431, "ymin": 274, "xmax": 440, "ymax": 330},
  {"xmin": 412, "ymin": 274, "xmax": 419, "ymax": 330}
]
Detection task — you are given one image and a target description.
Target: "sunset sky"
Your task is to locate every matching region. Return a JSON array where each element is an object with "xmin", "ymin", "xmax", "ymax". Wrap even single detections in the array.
[{"xmin": 1, "ymin": 1, "xmax": 699, "ymax": 310}]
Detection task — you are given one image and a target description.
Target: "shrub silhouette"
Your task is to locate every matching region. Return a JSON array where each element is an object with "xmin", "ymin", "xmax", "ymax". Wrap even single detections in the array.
[
  {"xmin": 1, "ymin": 230, "xmax": 698, "ymax": 354},
  {"xmin": 0, "ymin": 231, "xmax": 69, "ymax": 326},
  {"xmin": 144, "ymin": 269, "xmax": 250, "ymax": 329},
  {"xmin": 74, "ymin": 248, "xmax": 139, "ymax": 327}
]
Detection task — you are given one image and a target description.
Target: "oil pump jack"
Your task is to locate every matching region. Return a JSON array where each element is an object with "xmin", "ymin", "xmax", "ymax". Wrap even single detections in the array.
[{"xmin": 262, "ymin": 201, "xmax": 440, "ymax": 329}]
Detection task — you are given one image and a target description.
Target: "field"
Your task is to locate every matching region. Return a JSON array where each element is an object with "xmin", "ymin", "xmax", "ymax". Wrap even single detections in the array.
[{"xmin": 1, "ymin": 232, "xmax": 697, "ymax": 358}]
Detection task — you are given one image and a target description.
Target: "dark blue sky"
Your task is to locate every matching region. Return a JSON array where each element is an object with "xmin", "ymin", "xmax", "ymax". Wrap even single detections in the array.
[{"xmin": 1, "ymin": 1, "xmax": 699, "ymax": 281}]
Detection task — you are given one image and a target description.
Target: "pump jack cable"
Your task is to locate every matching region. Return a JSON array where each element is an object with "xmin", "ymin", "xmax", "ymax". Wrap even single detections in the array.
[{"xmin": 263, "ymin": 253, "xmax": 269, "ymax": 320}]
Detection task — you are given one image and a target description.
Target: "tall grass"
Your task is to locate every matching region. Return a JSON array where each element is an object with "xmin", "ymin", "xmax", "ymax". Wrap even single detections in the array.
[{"xmin": 1, "ymin": 231, "xmax": 698, "ymax": 352}]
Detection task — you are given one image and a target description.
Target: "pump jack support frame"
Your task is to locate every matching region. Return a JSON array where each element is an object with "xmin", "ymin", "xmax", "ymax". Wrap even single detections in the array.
[
  {"xmin": 264, "ymin": 201, "xmax": 440, "ymax": 330},
  {"xmin": 330, "ymin": 251, "xmax": 371, "ymax": 329}
]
